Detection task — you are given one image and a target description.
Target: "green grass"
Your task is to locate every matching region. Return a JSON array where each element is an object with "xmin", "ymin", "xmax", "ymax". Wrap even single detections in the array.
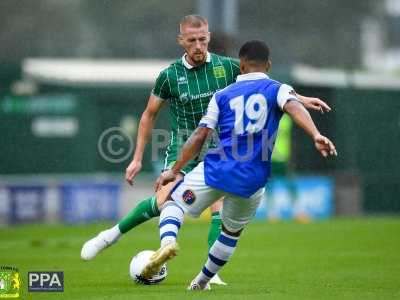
[{"xmin": 1, "ymin": 217, "xmax": 400, "ymax": 299}]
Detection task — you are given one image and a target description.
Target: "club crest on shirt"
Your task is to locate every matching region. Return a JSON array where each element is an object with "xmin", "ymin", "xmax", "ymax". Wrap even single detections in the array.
[
  {"xmin": 213, "ymin": 66, "xmax": 226, "ymax": 78},
  {"xmin": 182, "ymin": 189, "xmax": 196, "ymax": 205}
]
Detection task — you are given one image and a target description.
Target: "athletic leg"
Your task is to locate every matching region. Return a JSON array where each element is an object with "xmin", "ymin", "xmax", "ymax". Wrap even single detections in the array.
[
  {"xmin": 141, "ymin": 162, "xmax": 221, "ymax": 281},
  {"xmin": 188, "ymin": 188, "xmax": 264, "ymax": 290},
  {"xmin": 208, "ymin": 199, "xmax": 227, "ymax": 285},
  {"xmin": 119, "ymin": 175, "xmax": 183, "ymax": 233},
  {"xmin": 189, "ymin": 224, "xmax": 241, "ymax": 290},
  {"xmin": 208, "ymin": 200, "xmax": 222, "ymax": 249},
  {"xmin": 80, "ymin": 175, "xmax": 183, "ymax": 261}
]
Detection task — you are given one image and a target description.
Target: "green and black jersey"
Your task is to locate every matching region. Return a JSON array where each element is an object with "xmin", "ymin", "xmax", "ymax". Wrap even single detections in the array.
[{"xmin": 152, "ymin": 52, "xmax": 240, "ymax": 172}]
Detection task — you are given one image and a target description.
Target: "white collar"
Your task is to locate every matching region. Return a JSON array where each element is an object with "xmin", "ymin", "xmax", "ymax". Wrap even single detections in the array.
[
  {"xmin": 181, "ymin": 52, "xmax": 211, "ymax": 69},
  {"xmin": 236, "ymin": 72, "xmax": 269, "ymax": 82}
]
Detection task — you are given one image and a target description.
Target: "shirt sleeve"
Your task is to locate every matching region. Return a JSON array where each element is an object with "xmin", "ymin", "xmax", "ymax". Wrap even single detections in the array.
[
  {"xmin": 151, "ymin": 70, "xmax": 170, "ymax": 101},
  {"xmin": 277, "ymin": 84, "xmax": 299, "ymax": 110},
  {"xmin": 228, "ymin": 58, "xmax": 240, "ymax": 79},
  {"xmin": 229, "ymin": 57, "xmax": 240, "ymax": 68},
  {"xmin": 199, "ymin": 95, "xmax": 219, "ymax": 129}
]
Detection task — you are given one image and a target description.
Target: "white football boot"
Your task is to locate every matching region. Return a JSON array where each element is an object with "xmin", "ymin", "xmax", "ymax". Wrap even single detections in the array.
[
  {"xmin": 209, "ymin": 273, "xmax": 227, "ymax": 285},
  {"xmin": 140, "ymin": 242, "xmax": 179, "ymax": 279},
  {"xmin": 80, "ymin": 228, "xmax": 119, "ymax": 261},
  {"xmin": 187, "ymin": 280, "xmax": 211, "ymax": 291}
]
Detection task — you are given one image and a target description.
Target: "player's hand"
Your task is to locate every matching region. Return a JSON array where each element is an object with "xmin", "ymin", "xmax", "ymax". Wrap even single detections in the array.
[
  {"xmin": 154, "ymin": 170, "xmax": 177, "ymax": 192},
  {"xmin": 300, "ymin": 96, "xmax": 331, "ymax": 114},
  {"xmin": 313, "ymin": 134, "xmax": 337, "ymax": 157},
  {"xmin": 125, "ymin": 160, "xmax": 142, "ymax": 186}
]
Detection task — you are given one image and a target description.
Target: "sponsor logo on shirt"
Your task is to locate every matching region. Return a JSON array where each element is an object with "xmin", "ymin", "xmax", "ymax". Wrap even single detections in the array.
[
  {"xmin": 178, "ymin": 91, "xmax": 215, "ymax": 103},
  {"xmin": 177, "ymin": 76, "xmax": 188, "ymax": 85},
  {"xmin": 179, "ymin": 92, "xmax": 190, "ymax": 103}
]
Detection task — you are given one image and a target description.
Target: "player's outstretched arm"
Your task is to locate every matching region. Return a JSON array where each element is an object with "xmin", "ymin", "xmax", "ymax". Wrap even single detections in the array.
[
  {"xmin": 154, "ymin": 127, "xmax": 211, "ymax": 191},
  {"xmin": 172, "ymin": 127, "xmax": 211, "ymax": 172},
  {"xmin": 297, "ymin": 93, "xmax": 331, "ymax": 113},
  {"xmin": 283, "ymin": 100, "xmax": 337, "ymax": 158},
  {"xmin": 125, "ymin": 94, "xmax": 166, "ymax": 185}
]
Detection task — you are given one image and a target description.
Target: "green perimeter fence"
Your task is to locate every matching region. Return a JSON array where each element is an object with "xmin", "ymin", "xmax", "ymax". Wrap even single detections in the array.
[{"xmin": 0, "ymin": 82, "xmax": 399, "ymax": 214}]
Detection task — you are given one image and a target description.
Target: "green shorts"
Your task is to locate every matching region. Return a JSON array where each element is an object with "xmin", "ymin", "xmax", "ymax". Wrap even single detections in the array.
[{"xmin": 163, "ymin": 131, "xmax": 214, "ymax": 174}]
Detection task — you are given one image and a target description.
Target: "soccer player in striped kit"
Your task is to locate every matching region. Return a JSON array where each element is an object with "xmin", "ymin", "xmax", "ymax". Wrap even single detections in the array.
[
  {"xmin": 143, "ymin": 40, "xmax": 337, "ymax": 290},
  {"xmin": 81, "ymin": 16, "xmax": 331, "ymax": 285}
]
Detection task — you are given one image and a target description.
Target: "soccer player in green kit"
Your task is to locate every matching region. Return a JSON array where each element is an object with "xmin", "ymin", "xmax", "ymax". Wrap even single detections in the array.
[{"xmin": 81, "ymin": 15, "xmax": 331, "ymax": 285}]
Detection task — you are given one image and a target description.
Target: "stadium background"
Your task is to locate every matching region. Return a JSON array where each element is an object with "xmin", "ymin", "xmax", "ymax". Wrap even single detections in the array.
[{"xmin": 0, "ymin": 1, "xmax": 399, "ymax": 299}]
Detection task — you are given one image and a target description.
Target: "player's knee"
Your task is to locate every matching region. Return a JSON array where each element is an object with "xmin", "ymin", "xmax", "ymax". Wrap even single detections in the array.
[
  {"xmin": 155, "ymin": 192, "xmax": 167, "ymax": 208},
  {"xmin": 210, "ymin": 198, "xmax": 223, "ymax": 212},
  {"xmin": 159, "ymin": 199, "xmax": 176, "ymax": 211},
  {"xmin": 222, "ymin": 223, "xmax": 243, "ymax": 237},
  {"xmin": 156, "ymin": 186, "xmax": 173, "ymax": 207},
  {"xmin": 156, "ymin": 175, "xmax": 184, "ymax": 208}
]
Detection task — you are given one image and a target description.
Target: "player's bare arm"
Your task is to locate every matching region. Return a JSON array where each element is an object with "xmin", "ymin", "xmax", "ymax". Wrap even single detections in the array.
[
  {"xmin": 283, "ymin": 100, "xmax": 337, "ymax": 157},
  {"xmin": 296, "ymin": 93, "xmax": 332, "ymax": 113},
  {"xmin": 125, "ymin": 94, "xmax": 166, "ymax": 185},
  {"xmin": 154, "ymin": 127, "xmax": 211, "ymax": 191}
]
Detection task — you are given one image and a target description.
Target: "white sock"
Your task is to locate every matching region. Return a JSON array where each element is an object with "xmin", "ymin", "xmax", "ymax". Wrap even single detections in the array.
[
  {"xmin": 159, "ymin": 201, "xmax": 184, "ymax": 247},
  {"xmin": 194, "ymin": 231, "xmax": 239, "ymax": 285}
]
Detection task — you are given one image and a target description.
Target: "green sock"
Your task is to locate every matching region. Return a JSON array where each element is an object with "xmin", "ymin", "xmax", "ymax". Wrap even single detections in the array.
[
  {"xmin": 208, "ymin": 211, "xmax": 222, "ymax": 249},
  {"xmin": 118, "ymin": 196, "xmax": 160, "ymax": 234}
]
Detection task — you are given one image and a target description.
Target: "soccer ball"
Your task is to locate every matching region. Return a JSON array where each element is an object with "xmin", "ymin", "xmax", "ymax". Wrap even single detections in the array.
[{"xmin": 129, "ymin": 250, "xmax": 167, "ymax": 285}]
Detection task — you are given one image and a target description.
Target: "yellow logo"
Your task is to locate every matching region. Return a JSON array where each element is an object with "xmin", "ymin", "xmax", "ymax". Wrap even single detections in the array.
[
  {"xmin": 213, "ymin": 66, "xmax": 226, "ymax": 78},
  {"xmin": 0, "ymin": 266, "xmax": 20, "ymax": 298}
]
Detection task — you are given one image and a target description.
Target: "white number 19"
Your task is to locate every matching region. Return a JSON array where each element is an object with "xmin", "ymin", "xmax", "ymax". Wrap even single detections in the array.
[{"xmin": 229, "ymin": 93, "xmax": 267, "ymax": 134}]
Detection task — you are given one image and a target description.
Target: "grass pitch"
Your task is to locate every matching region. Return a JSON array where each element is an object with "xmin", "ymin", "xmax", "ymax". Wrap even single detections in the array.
[{"xmin": 1, "ymin": 217, "xmax": 399, "ymax": 299}]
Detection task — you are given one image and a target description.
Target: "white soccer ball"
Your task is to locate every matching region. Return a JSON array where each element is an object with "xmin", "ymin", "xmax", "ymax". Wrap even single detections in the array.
[{"xmin": 129, "ymin": 250, "xmax": 167, "ymax": 285}]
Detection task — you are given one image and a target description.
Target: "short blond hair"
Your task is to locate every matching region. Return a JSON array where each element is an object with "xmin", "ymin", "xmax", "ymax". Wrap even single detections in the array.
[{"xmin": 179, "ymin": 15, "xmax": 208, "ymax": 32}]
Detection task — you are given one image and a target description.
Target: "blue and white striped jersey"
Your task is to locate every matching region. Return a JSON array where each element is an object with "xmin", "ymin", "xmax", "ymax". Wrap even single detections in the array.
[{"xmin": 199, "ymin": 72, "xmax": 298, "ymax": 197}]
